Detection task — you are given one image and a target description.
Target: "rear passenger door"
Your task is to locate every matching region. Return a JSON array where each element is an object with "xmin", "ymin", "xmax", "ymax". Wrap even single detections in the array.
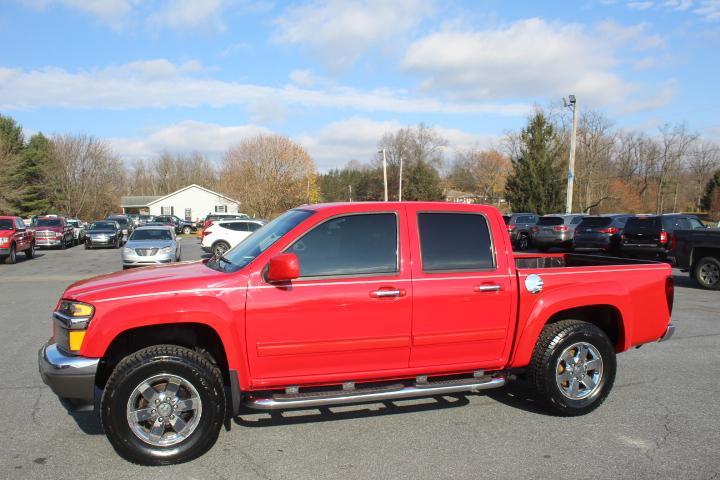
[{"xmin": 407, "ymin": 207, "xmax": 515, "ymax": 369}]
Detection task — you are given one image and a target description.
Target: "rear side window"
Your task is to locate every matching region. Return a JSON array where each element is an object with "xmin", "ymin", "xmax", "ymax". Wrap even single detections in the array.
[
  {"xmin": 579, "ymin": 217, "xmax": 612, "ymax": 228},
  {"xmin": 571, "ymin": 216, "xmax": 584, "ymax": 225},
  {"xmin": 288, "ymin": 213, "xmax": 398, "ymax": 278},
  {"xmin": 517, "ymin": 215, "xmax": 536, "ymax": 224},
  {"xmin": 624, "ymin": 217, "xmax": 659, "ymax": 233},
  {"xmin": 537, "ymin": 217, "xmax": 564, "ymax": 226},
  {"xmin": 418, "ymin": 213, "xmax": 494, "ymax": 272},
  {"xmin": 688, "ymin": 218, "xmax": 705, "ymax": 229},
  {"xmin": 661, "ymin": 216, "xmax": 686, "ymax": 232},
  {"xmin": 247, "ymin": 222, "xmax": 262, "ymax": 232},
  {"xmin": 221, "ymin": 222, "xmax": 247, "ymax": 232}
]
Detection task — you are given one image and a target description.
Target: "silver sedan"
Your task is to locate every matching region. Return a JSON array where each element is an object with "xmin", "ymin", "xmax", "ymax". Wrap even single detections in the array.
[{"xmin": 121, "ymin": 226, "xmax": 181, "ymax": 269}]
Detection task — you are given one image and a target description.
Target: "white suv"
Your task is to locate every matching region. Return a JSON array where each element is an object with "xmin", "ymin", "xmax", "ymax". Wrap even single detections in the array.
[{"xmin": 201, "ymin": 219, "xmax": 266, "ymax": 257}]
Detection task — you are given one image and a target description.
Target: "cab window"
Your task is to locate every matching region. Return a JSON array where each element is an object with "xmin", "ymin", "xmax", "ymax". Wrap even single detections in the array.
[{"xmin": 418, "ymin": 213, "xmax": 494, "ymax": 272}]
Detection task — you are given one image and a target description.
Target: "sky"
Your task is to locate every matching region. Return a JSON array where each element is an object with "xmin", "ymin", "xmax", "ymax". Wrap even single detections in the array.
[{"xmin": 1, "ymin": 0, "xmax": 719, "ymax": 171}]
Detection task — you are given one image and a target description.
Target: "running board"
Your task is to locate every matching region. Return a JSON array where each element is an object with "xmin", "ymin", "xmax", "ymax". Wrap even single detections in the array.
[{"xmin": 244, "ymin": 376, "xmax": 506, "ymax": 410}]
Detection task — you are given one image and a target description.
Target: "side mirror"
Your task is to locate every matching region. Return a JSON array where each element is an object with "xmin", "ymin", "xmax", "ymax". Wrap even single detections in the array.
[{"xmin": 267, "ymin": 253, "xmax": 300, "ymax": 283}]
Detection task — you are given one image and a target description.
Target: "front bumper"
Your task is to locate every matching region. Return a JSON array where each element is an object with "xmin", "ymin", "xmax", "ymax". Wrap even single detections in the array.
[
  {"xmin": 659, "ymin": 323, "xmax": 675, "ymax": 342},
  {"xmin": 532, "ymin": 235, "xmax": 571, "ymax": 246},
  {"xmin": 38, "ymin": 341, "xmax": 99, "ymax": 402},
  {"xmin": 122, "ymin": 252, "xmax": 175, "ymax": 267},
  {"xmin": 87, "ymin": 236, "xmax": 117, "ymax": 247},
  {"xmin": 0, "ymin": 247, "xmax": 9, "ymax": 255},
  {"xmin": 36, "ymin": 238, "xmax": 63, "ymax": 246}
]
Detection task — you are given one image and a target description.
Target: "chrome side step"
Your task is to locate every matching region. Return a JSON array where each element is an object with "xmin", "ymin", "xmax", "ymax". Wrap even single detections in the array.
[{"xmin": 244, "ymin": 376, "xmax": 506, "ymax": 410}]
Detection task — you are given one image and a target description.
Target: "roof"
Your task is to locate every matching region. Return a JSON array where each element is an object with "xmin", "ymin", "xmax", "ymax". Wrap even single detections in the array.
[
  {"xmin": 120, "ymin": 195, "xmax": 162, "ymax": 207},
  {"xmin": 120, "ymin": 185, "xmax": 240, "ymax": 207}
]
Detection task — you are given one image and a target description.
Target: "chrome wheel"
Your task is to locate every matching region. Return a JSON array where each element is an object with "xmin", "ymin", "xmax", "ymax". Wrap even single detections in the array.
[
  {"xmin": 699, "ymin": 262, "xmax": 720, "ymax": 286},
  {"xmin": 555, "ymin": 342, "xmax": 603, "ymax": 400},
  {"xmin": 126, "ymin": 374, "xmax": 202, "ymax": 447},
  {"xmin": 213, "ymin": 242, "xmax": 229, "ymax": 257}
]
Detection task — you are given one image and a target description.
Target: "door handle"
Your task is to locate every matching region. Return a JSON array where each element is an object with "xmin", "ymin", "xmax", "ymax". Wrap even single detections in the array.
[
  {"xmin": 474, "ymin": 284, "xmax": 502, "ymax": 292},
  {"xmin": 370, "ymin": 288, "xmax": 406, "ymax": 298}
]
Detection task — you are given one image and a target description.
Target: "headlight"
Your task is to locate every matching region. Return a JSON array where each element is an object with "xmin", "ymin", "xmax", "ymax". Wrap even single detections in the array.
[
  {"xmin": 0, "ymin": 237, "xmax": 8, "ymax": 245},
  {"xmin": 55, "ymin": 301, "xmax": 95, "ymax": 352},
  {"xmin": 160, "ymin": 246, "xmax": 173, "ymax": 253},
  {"xmin": 123, "ymin": 247, "xmax": 134, "ymax": 254}
]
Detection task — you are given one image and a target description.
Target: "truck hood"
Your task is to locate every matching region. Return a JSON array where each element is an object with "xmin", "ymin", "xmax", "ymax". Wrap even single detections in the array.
[
  {"xmin": 87, "ymin": 229, "xmax": 118, "ymax": 235},
  {"xmin": 35, "ymin": 226, "xmax": 64, "ymax": 233},
  {"xmin": 63, "ymin": 261, "xmax": 239, "ymax": 303},
  {"xmin": 125, "ymin": 239, "xmax": 175, "ymax": 249}
]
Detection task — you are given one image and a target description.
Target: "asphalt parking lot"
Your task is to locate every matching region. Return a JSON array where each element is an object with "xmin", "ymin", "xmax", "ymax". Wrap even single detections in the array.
[{"xmin": 0, "ymin": 240, "xmax": 718, "ymax": 480}]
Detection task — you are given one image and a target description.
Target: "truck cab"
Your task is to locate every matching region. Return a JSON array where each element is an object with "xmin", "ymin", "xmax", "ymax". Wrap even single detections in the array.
[{"xmin": 38, "ymin": 202, "xmax": 674, "ymax": 465}]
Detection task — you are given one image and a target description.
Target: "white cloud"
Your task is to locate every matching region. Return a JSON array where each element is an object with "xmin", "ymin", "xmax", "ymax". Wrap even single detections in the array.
[
  {"xmin": 109, "ymin": 120, "xmax": 272, "ymax": 159},
  {"xmin": 289, "ymin": 69, "xmax": 319, "ymax": 87},
  {"xmin": 627, "ymin": 1, "xmax": 654, "ymax": 10},
  {"xmin": 274, "ymin": 0, "xmax": 434, "ymax": 72},
  {"xmin": 297, "ymin": 117, "xmax": 498, "ymax": 170},
  {"xmin": 147, "ymin": 0, "xmax": 230, "ymax": 31},
  {"xmin": 694, "ymin": 0, "xmax": 720, "ymax": 20},
  {"xmin": 401, "ymin": 18, "xmax": 670, "ymax": 111},
  {"xmin": 0, "ymin": 59, "xmax": 531, "ymax": 116},
  {"xmin": 22, "ymin": 0, "xmax": 136, "ymax": 27}
]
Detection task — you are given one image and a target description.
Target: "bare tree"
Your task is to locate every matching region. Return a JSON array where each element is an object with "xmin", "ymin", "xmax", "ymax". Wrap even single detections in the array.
[
  {"xmin": 220, "ymin": 135, "xmax": 317, "ymax": 217},
  {"xmin": 51, "ymin": 134, "xmax": 126, "ymax": 219},
  {"xmin": 448, "ymin": 149, "xmax": 510, "ymax": 201},
  {"xmin": 655, "ymin": 124, "xmax": 698, "ymax": 213},
  {"xmin": 687, "ymin": 140, "xmax": 720, "ymax": 209}
]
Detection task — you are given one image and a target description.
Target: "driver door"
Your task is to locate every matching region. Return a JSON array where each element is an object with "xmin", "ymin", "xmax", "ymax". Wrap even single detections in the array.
[{"xmin": 244, "ymin": 209, "xmax": 412, "ymax": 385}]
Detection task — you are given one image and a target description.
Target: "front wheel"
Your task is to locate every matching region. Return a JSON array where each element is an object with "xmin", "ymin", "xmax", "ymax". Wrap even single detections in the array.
[
  {"xmin": 25, "ymin": 242, "xmax": 35, "ymax": 259},
  {"xmin": 4, "ymin": 245, "xmax": 16, "ymax": 264},
  {"xmin": 212, "ymin": 241, "xmax": 230, "ymax": 257},
  {"xmin": 527, "ymin": 320, "xmax": 616, "ymax": 416},
  {"xmin": 101, "ymin": 345, "xmax": 225, "ymax": 465},
  {"xmin": 694, "ymin": 257, "xmax": 720, "ymax": 290}
]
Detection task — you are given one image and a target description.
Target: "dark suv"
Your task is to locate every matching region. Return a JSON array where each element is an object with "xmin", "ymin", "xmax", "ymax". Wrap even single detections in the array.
[
  {"xmin": 503, "ymin": 213, "xmax": 539, "ymax": 250},
  {"xmin": 621, "ymin": 214, "xmax": 706, "ymax": 259},
  {"xmin": 573, "ymin": 215, "xmax": 631, "ymax": 254}
]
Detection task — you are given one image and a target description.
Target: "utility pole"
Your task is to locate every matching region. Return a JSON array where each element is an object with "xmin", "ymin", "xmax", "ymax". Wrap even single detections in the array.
[
  {"xmin": 398, "ymin": 155, "xmax": 403, "ymax": 201},
  {"xmin": 348, "ymin": 184, "xmax": 352, "ymax": 202},
  {"xmin": 381, "ymin": 149, "xmax": 388, "ymax": 202},
  {"xmin": 565, "ymin": 94, "xmax": 578, "ymax": 214}
]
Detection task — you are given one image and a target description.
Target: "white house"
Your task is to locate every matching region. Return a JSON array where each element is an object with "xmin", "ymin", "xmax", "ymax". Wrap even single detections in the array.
[{"xmin": 120, "ymin": 185, "xmax": 241, "ymax": 222}]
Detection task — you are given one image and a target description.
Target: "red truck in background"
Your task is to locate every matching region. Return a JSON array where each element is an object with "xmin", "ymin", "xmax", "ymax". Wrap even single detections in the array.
[
  {"xmin": 33, "ymin": 216, "xmax": 74, "ymax": 249},
  {"xmin": 0, "ymin": 216, "xmax": 35, "ymax": 263},
  {"xmin": 38, "ymin": 202, "xmax": 675, "ymax": 465}
]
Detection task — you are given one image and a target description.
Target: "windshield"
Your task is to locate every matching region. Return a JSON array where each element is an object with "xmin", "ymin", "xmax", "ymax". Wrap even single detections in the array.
[
  {"xmin": 37, "ymin": 218, "xmax": 62, "ymax": 227},
  {"xmin": 108, "ymin": 217, "xmax": 128, "ymax": 227},
  {"xmin": 578, "ymin": 217, "xmax": 613, "ymax": 228},
  {"xmin": 130, "ymin": 229, "xmax": 173, "ymax": 241},
  {"xmin": 91, "ymin": 222, "xmax": 117, "ymax": 230},
  {"xmin": 537, "ymin": 217, "xmax": 564, "ymax": 226},
  {"xmin": 0, "ymin": 219, "xmax": 14, "ymax": 230},
  {"xmin": 624, "ymin": 217, "xmax": 659, "ymax": 234},
  {"xmin": 208, "ymin": 209, "xmax": 315, "ymax": 272},
  {"xmin": 67, "ymin": 220, "xmax": 80, "ymax": 227}
]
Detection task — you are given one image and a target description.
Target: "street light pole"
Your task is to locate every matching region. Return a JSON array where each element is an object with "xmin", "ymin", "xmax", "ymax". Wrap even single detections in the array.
[
  {"xmin": 565, "ymin": 95, "xmax": 578, "ymax": 214},
  {"xmin": 398, "ymin": 155, "xmax": 403, "ymax": 201},
  {"xmin": 381, "ymin": 149, "xmax": 388, "ymax": 202}
]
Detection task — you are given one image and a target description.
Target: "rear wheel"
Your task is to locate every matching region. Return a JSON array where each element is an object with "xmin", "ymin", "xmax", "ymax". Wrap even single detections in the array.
[
  {"xmin": 212, "ymin": 241, "xmax": 230, "ymax": 257},
  {"xmin": 694, "ymin": 257, "xmax": 720, "ymax": 290},
  {"xmin": 516, "ymin": 233, "xmax": 530, "ymax": 251},
  {"xmin": 101, "ymin": 345, "xmax": 225, "ymax": 466},
  {"xmin": 25, "ymin": 242, "xmax": 35, "ymax": 259},
  {"xmin": 528, "ymin": 320, "xmax": 616, "ymax": 416}
]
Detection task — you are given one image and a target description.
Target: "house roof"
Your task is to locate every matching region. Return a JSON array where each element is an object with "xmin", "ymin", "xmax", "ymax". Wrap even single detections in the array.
[
  {"xmin": 120, "ymin": 195, "xmax": 163, "ymax": 207},
  {"xmin": 120, "ymin": 184, "xmax": 239, "ymax": 208}
]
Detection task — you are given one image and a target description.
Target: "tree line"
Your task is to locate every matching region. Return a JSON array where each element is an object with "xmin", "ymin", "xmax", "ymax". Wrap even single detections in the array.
[{"xmin": 1, "ymin": 111, "xmax": 719, "ymax": 221}]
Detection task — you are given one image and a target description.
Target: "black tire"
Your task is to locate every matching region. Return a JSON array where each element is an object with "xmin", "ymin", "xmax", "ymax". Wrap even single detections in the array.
[
  {"xmin": 212, "ymin": 241, "xmax": 230, "ymax": 257},
  {"xmin": 516, "ymin": 233, "xmax": 530, "ymax": 251},
  {"xmin": 694, "ymin": 256, "xmax": 720, "ymax": 290},
  {"xmin": 25, "ymin": 242, "xmax": 35, "ymax": 259},
  {"xmin": 60, "ymin": 238, "xmax": 66, "ymax": 250},
  {"xmin": 527, "ymin": 320, "xmax": 616, "ymax": 416},
  {"xmin": 101, "ymin": 345, "xmax": 225, "ymax": 466},
  {"xmin": 5, "ymin": 245, "xmax": 16, "ymax": 264},
  {"xmin": 85, "ymin": 242, "xmax": 90, "ymax": 249}
]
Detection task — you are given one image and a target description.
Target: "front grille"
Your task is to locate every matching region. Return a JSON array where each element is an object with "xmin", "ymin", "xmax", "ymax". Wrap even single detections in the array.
[
  {"xmin": 36, "ymin": 230, "xmax": 55, "ymax": 238},
  {"xmin": 135, "ymin": 248, "xmax": 159, "ymax": 256}
]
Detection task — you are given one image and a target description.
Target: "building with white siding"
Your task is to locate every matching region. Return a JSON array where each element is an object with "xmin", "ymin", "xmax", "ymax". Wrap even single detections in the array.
[{"xmin": 120, "ymin": 185, "xmax": 241, "ymax": 222}]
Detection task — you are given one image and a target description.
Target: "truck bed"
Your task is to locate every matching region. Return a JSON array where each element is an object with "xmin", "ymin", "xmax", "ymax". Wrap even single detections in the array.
[{"xmin": 513, "ymin": 252, "xmax": 663, "ymax": 269}]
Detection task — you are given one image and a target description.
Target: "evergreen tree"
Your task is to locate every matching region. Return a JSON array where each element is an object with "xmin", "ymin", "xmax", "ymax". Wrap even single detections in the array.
[
  {"xmin": 403, "ymin": 160, "xmax": 444, "ymax": 201},
  {"xmin": 0, "ymin": 114, "xmax": 25, "ymax": 214},
  {"xmin": 504, "ymin": 111, "xmax": 566, "ymax": 215},
  {"xmin": 13, "ymin": 133, "xmax": 54, "ymax": 216},
  {"xmin": 701, "ymin": 170, "xmax": 720, "ymax": 218}
]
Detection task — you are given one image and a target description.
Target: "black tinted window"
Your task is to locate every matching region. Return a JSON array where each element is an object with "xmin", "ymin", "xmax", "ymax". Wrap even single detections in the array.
[
  {"xmin": 516, "ymin": 215, "xmax": 535, "ymax": 224},
  {"xmin": 571, "ymin": 216, "xmax": 584, "ymax": 225},
  {"xmin": 661, "ymin": 216, "xmax": 685, "ymax": 232},
  {"xmin": 537, "ymin": 217, "xmax": 564, "ymax": 226},
  {"xmin": 130, "ymin": 229, "xmax": 172, "ymax": 241},
  {"xmin": 418, "ymin": 213, "xmax": 494, "ymax": 272},
  {"xmin": 247, "ymin": 222, "xmax": 262, "ymax": 232},
  {"xmin": 624, "ymin": 217, "xmax": 659, "ymax": 233},
  {"xmin": 221, "ymin": 222, "xmax": 247, "ymax": 232},
  {"xmin": 288, "ymin": 213, "xmax": 397, "ymax": 277},
  {"xmin": 37, "ymin": 218, "xmax": 62, "ymax": 227},
  {"xmin": 579, "ymin": 217, "xmax": 613, "ymax": 228},
  {"xmin": 0, "ymin": 219, "xmax": 14, "ymax": 230}
]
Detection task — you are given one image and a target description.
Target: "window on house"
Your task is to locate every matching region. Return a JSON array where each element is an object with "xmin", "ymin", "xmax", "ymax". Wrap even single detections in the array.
[{"xmin": 215, "ymin": 205, "xmax": 227, "ymax": 213}]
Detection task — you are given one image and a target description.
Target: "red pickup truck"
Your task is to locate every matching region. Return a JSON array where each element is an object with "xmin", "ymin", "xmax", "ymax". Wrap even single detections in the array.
[
  {"xmin": 39, "ymin": 202, "xmax": 675, "ymax": 465},
  {"xmin": 0, "ymin": 216, "xmax": 35, "ymax": 263}
]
